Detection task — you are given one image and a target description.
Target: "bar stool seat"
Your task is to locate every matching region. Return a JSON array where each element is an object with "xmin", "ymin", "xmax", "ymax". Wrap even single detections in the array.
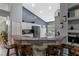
[{"xmin": 4, "ymin": 44, "xmax": 15, "ymax": 49}]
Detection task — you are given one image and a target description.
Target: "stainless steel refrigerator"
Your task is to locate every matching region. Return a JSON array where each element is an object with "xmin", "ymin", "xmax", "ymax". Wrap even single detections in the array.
[{"xmin": 32, "ymin": 26, "xmax": 40, "ymax": 37}]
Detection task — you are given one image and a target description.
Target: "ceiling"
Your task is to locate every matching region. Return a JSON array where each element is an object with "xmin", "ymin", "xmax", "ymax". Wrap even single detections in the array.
[{"xmin": 23, "ymin": 3, "xmax": 60, "ymax": 22}]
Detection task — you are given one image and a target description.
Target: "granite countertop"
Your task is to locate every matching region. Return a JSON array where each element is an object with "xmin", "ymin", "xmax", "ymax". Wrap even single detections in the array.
[
  {"xmin": 15, "ymin": 36, "xmax": 56, "ymax": 41},
  {"xmin": 14, "ymin": 36, "xmax": 56, "ymax": 45}
]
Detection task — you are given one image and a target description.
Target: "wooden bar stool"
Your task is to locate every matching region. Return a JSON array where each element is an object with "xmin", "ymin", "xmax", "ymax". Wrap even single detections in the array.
[
  {"xmin": 20, "ymin": 45, "xmax": 33, "ymax": 56},
  {"xmin": 73, "ymin": 48, "xmax": 79, "ymax": 56},
  {"xmin": 0, "ymin": 37, "xmax": 19, "ymax": 56},
  {"xmin": 4, "ymin": 44, "xmax": 19, "ymax": 56},
  {"xmin": 61, "ymin": 44, "xmax": 75, "ymax": 56},
  {"xmin": 4, "ymin": 38, "xmax": 21, "ymax": 56},
  {"xmin": 46, "ymin": 45, "xmax": 60, "ymax": 56}
]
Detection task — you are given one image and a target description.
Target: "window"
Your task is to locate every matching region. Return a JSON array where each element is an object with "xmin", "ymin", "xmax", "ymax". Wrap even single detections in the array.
[{"xmin": 47, "ymin": 22, "xmax": 55, "ymax": 36}]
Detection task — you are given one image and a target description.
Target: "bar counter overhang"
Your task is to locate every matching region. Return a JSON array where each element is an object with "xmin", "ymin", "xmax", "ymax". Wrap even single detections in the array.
[{"xmin": 13, "ymin": 35, "xmax": 56, "ymax": 45}]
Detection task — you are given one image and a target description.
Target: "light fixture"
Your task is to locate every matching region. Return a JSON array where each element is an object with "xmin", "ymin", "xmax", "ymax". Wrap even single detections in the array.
[
  {"xmin": 48, "ymin": 6, "xmax": 52, "ymax": 10},
  {"xmin": 31, "ymin": 3, "xmax": 35, "ymax": 7}
]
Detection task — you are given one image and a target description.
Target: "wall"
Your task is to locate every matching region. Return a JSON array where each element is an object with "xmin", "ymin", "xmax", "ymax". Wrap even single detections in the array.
[
  {"xmin": 60, "ymin": 3, "xmax": 68, "ymax": 37},
  {"xmin": 55, "ymin": 16, "xmax": 61, "ymax": 35},
  {"xmin": 60, "ymin": 4, "xmax": 68, "ymax": 55},
  {"xmin": 60, "ymin": 3, "xmax": 68, "ymax": 17},
  {"xmin": 22, "ymin": 7, "xmax": 47, "ymax": 28}
]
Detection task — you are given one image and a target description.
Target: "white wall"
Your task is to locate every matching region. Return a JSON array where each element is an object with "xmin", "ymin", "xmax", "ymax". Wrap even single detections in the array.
[
  {"xmin": 60, "ymin": 3, "xmax": 68, "ymax": 37},
  {"xmin": 60, "ymin": 3, "xmax": 68, "ymax": 16},
  {"xmin": 55, "ymin": 16, "xmax": 60, "ymax": 34},
  {"xmin": 55, "ymin": 16, "xmax": 64, "ymax": 39}
]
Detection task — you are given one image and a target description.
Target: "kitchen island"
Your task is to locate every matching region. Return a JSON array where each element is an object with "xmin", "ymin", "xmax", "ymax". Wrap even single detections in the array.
[
  {"xmin": 15, "ymin": 36, "xmax": 56, "ymax": 45},
  {"xmin": 13, "ymin": 36, "xmax": 56, "ymax": 56}
]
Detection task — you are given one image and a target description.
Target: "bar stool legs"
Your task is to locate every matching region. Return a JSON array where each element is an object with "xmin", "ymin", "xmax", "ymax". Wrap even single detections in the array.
[
  {"xmin": 7, "ymin": 49, "xmax": 10, "ymax": 56},
  {"xmin": 6, "ymin": 46, "xmax": 19, "ymax": 56},
  {"xmin": 6, "ymin": 48, "xmax": 19, "ymax": 56}
]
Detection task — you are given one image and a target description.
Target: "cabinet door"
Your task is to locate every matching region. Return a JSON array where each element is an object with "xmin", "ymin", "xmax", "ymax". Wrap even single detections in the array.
[
  {"xmin": 22, "ymin": 22, "xmax": 32, "ymax": 29},
  {"xmin": 40, "ymin": 28, "xmax": 46, "ymax": 37}
]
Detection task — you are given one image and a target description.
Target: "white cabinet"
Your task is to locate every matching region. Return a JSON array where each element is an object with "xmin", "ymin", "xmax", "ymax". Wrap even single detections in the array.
[
  {"xmin": 22, "ymin": 22, "xmax": 32, "ymax": 29},
  {"xmin": 22, "ymin": 22, "xmax": 40, "ymax": 29},
  {"xmin": 40, "ymin": 28, "xmax": 46, "ymax": 37},
  {"xmin": 22, "ymin": 22, "xmax": 47, "ymax": 37}
]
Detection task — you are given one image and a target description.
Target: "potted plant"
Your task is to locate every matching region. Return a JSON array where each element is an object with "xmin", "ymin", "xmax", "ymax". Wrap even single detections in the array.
[{"xmin": 0, "ymin": 31, "xmax": 8, "ymax": 44}]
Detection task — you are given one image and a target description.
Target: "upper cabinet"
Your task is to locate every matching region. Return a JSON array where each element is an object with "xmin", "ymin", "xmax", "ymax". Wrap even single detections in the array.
[
  {"xmin": 22, "ymin": 22, "xmax": 32, "ymax": 29},
  {"xmin": 68, "ymin": 4, "xmax": 79, "ymax": 33},
  {"xmin": 68, "ymin": 4, "xmax": 79, "ymax": 21},
  {"xmin": 68, "ymin": 8, "xmax": 79, "ymax": 17},
  {"xmin": 22, "ymin": 22, "xmax": 40, "ymax": 29}
]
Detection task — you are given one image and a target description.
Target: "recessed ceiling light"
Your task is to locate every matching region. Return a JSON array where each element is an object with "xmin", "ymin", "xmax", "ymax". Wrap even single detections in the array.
[
  {"xmin": 39, "ymin": 11, "xmax": 43, "ymax": 14},
  {"xmin": 31, "ymin": 3, "xmax": 35, "ymax": 7},
  {"xmin": 48, "ymin": 6, "xmax": 52, "ymax": 10}
]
